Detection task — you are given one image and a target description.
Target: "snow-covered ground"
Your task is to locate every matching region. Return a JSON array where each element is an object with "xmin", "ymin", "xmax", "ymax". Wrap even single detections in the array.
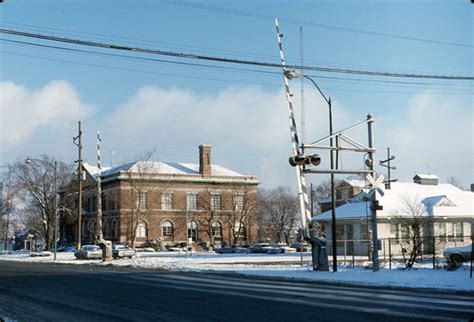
[{"xmin": 1, "ymin": 251, "xmax": 473, "ymax": 292}]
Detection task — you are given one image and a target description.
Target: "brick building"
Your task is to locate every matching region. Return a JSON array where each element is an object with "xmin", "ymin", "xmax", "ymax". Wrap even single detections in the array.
[{"xmin": 75, "ymin": 145, "xmax": 259, "ymax": 248}]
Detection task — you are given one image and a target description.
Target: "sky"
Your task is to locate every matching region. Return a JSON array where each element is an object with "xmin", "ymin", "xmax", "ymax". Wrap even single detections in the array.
[{"xmin": 0, "ymin": 0, "xmax": 472, "ymax": 190}]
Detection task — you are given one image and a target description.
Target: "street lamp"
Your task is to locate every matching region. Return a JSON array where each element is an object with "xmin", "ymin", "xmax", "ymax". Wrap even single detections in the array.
[
  {"xmin": 26, "ymin": 158, "xmax": 59, "ymax": 260},
  {"xmin": 285, "ymin": 70, "xmax": 338, "ymax": 272}
]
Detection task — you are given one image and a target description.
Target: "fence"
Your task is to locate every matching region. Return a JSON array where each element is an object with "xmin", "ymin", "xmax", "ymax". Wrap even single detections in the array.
[{"xmin": 325, "ymin": 235, "xmax": 472, "ymax": 268}]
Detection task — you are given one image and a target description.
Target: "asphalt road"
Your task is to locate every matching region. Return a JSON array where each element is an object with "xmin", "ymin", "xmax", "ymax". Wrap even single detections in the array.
[{"xmin": 0, "ymin": 261, "xmax": 473, "ymax": 322}]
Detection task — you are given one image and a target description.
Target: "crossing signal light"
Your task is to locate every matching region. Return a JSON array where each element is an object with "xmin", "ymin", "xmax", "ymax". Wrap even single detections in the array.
[{"xmin": 289, "ymin": 154, "xmax": 321, "ymax": 167}]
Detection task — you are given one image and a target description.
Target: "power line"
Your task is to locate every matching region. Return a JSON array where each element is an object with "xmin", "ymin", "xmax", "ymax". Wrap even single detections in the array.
[
  {"xmin": 164, "ymin": 0, "xmax": 473, "ymax": 49},
  {"xmin": 1, "ymin": 28, "xmax": 472, "ymax": 81},
  {"xmin": 3, "ymin": 38, "xmax": 471, "ymax": 91}
]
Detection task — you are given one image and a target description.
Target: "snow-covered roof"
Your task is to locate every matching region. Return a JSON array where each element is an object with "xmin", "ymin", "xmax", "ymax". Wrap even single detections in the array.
[
  {"xmin": 313, "ymin": 181, "xmax": 473, "ymax": 221},
  {"xmin": 413, "ymin": 174, "xmax": 439, "ymax": 180},
  {"xmin": 83, "ymin": 161, "xmax": 253, "ymax": 180}
]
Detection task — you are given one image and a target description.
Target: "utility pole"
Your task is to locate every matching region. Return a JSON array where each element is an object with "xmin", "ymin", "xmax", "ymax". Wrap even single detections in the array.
[
  {"xmin": 379, "ymin": 147, "xmax": 397, "ymax": 189},
  {"xmin": 329, "ymin": 97, "xmax": 337, "ymax": 272},
  {"xmin": 73, "ymin": 121, "xmax": 83, "ymax": 251},
  {"xmin": 53, "ymin": 161, "xmax": 58, "ymax": 261},
  {"xmin": 367, "ymin": 114, "xmax": 380, "ymax": 271}
]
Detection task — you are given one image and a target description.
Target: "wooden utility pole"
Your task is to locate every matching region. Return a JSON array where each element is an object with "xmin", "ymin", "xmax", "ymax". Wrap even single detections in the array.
[{"xmin": 73, "ymin": 121, "xmax": 83, "ymax": 251}]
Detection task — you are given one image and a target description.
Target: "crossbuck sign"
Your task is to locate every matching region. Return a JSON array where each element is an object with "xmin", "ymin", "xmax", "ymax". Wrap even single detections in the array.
[{"xmin": 366, "ymin": 174, "xmax": 385, "ymax": 197}]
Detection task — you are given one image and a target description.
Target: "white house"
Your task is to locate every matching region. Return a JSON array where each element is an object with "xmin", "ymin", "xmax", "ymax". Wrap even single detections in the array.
[{"xmin": 313, "ymin": 174, "xmax": 474, "ymax": 256}]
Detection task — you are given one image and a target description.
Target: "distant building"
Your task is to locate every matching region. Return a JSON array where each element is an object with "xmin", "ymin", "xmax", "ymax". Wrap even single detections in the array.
[
  {"xmin": 14, "ymin": 228, "xmax": 44, "ymax": 251},
  {"xmin": 64, "ymin": 145, "xmax": 259, "ymax": 248},
  {"xmin": 318, "ymin": 179, "xmax": 366, "ymax": 213},
  {"xmin": 314, "ymin": 174, "xmax": 474, "ymax": 256}
]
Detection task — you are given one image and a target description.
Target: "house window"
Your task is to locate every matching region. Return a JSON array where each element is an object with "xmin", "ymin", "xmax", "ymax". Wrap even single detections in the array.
[
  {"xmin": 161, "ymin": 220, "xmax": 173, "ymax": 237},
  {"xmin": 450, "ymin": 222, "xmax": 463, "ymax": 241},
  {"xmin": 211, "ymin": 221, "xmax": 222, "ymax": 239},
  {"xmin": 335, "ymin": 225, "xmax": 344, "ymax": 240},
  {"xmin": 211, "ymin": 195, "xmax": 221, "ymax": 211},
  {"xmin": 187, "ymin": 221, "xmax": 198, "ymax": 242},
  {"xmin": 360, "ymin": 223, "xmax": 369, "ymax": 240},
  {"xmin": 104, "ymin": 220, "xmax": 110, "ymax": 238},
  {"xmin": 346, "ymin": 224, "xmax": 354, "ymax": 240},
  {"xmin": 438, "ymin": 222, "xmax": 447, "ymax": 242},
  {"xmin": 136, "ymin": 222, "xmax": 147, "ymax": 238},
  {"xmin": 162, "ymin": 193, "xmax": 172, "ymax": 210},
  {"xmin": 113, "ymin": 193, "xmax": 119, "ymax": 210},
  {"xmin": 234, "ymin": 195, "xmax": 244, "ymax": 212},
  {"xmin": 187, "ymin": 194, "xmax": 197, "ymax": 210},
  {"xmin": 401, "ymin": 224, "xmax": 410, "ymax": 240}
]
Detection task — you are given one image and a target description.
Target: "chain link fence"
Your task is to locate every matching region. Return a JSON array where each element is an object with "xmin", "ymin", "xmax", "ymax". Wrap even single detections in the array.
[{"xmin": 325, "ymin": 235, "xmax": 472, "ymax": 268}]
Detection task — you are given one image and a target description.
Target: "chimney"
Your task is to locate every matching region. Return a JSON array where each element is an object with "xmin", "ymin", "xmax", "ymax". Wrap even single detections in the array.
[
  {"xmin": 471, "ymin": 184, "xmax": 474, "ymax": 192},
  {"xmin": 199, "ymin": 144, "xmax": 211, "ymax": 177}
]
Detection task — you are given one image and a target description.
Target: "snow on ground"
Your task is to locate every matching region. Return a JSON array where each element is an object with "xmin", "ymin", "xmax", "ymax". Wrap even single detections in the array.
[{"xmin": 1, "ymin": 251, "xmax": 473, "ymax": 292}]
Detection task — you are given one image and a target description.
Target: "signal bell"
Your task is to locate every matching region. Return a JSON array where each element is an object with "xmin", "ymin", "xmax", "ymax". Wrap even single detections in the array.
[{"xmin": 289, "ymin": 154, "xmax": 321, "ymax": 167}]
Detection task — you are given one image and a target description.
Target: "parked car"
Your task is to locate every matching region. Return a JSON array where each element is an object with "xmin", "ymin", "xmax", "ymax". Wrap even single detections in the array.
[
  {"xmin": 215, "ymin": 246, "xmax": 249, "ymax": 254},
  {"xmin": 264, "ymin": 244, "xmax": 286, "ymax": 254},
  {"xmin": 74, "ymin": 245, "xmax": 102, "ymax": 260},
  {"xmin": 291, "ymin": 242, "xmax": 310, "ymax": 252},
  {"xmin": 112, "ymin": 244, "xmax": 136, "ymax": 259},
  {"xmin": 443, "ymin": 244, "xmax": 473, "ymax": 264},
  {"xmin": 248, "ymin": 244, "xmax": 269, "ymax": 254}
]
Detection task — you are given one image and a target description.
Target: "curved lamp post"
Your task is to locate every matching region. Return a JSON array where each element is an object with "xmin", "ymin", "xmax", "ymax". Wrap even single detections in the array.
[{"xmin": 284, "ymin": 70, "xmax": 338, "ymax": 272}]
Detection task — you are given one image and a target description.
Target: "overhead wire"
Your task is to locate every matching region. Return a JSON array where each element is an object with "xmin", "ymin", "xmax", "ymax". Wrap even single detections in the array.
[
  {"xmin": 0, "ymin": 28, "xmax": 472, "ymax": 81},
  {"xmin": 164, "ymin": 0, "xmax": 473, "ymax": 49}
]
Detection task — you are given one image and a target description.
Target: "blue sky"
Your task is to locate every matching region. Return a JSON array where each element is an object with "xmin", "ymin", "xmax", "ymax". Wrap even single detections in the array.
[{"xmin": 0, "ymin": 0, "xmax": 472, "ymax": 189}]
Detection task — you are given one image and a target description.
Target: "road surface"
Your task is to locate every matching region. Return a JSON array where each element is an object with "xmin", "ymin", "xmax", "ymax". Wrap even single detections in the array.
[{"xmin": 0, "ymin": 261, "xmax": 473, "ymax": 321}]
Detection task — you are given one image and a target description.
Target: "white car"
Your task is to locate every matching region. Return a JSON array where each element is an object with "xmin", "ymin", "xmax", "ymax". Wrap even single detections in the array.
[
  {"xmin": 74, "ymin": 245, "xmax": 102, "ymax": 260},
  {"xmin": 443, "ymin": 244, "xmax": 473, "ymax": 264}
]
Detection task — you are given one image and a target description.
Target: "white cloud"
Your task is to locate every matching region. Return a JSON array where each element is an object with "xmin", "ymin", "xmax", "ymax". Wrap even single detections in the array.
[
  {"xmin": 0, "ymin": 80, "xmax": 95, "ymax": 149},
  {"xmin": 377, "ymin": 90, "xmax": 472, "ymax": 187}
]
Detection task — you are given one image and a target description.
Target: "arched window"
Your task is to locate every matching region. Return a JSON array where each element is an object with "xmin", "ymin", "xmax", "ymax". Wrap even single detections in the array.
[
  {"xmin": 136, "ymin": 222, "xmax": 148, "ymax": 238},
  {"xmin": 211, "ymin": 221, "xmax": 222, "ymax": 239},
  {"xmin": 161, "ymin": 220, "xmax": 173, "ymax": 237},
  {"xmin": 187, "ymin": 221, "xmax": 198, "ymax": 242},
  {"xmin": 104, "ymin": 220, "xmax": 110, "ymax": 238}
]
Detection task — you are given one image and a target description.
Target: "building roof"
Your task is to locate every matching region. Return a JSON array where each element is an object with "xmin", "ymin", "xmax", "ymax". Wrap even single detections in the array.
[
  {"xmin": 313, "ymin": 181, "xmax": 473, "ymax": 221},
  {"xmin": 83, "ymin": 161, "xmax": 258, "ymax": 183}
]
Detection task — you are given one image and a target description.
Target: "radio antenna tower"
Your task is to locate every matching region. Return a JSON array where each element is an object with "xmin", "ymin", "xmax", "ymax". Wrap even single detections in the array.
[{"xmin": 300, "ymin": 26, "xmax": 306, "ymax": 143}]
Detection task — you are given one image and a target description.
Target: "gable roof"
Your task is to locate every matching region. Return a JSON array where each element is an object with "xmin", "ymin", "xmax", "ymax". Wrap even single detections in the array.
[{"xmin": 314, "ymin": 181, "xmax": 473, "ymax": 221}]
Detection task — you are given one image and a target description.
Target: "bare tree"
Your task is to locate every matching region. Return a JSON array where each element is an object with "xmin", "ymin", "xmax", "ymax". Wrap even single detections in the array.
[
  {"xmin": 258, "ymin": 187, "xmax": 298, "ymax": 244},
  {"xmin": 312, "ymin": 180, "xmax": 331, "ymax": 214},
  {"xmin": 446, "ymin": 176, "xmax": 466, "ymax": 190},
  {"xmin": 120, "ymin": 155, "xmax": 170, "ymax": 248},
  {"xmin": 3, "ymin": 156, "xmax": 74, "ymax": 250},
  {"xmin": 393, "ymin": 196, "xmax": 431, "ymax": 268}
]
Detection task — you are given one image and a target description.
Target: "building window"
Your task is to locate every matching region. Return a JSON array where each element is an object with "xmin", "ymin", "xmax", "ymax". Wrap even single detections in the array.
[
  {"xmin": 448, "ymin": 222, "xmax": 463, "ymax": 241},
  {"xmin": 161, "ymin": 221, "xmax": 173, "ymax": 237},
  {"xmin": 401, "ymin": 224, "xmax": 410, "ymax": 240},
  {"xmin": 112, "ymin": 220, "xmax": 118, "ymax": 239},
  {"xmin": 360, "ymin": 223, "xmax": 369, "ymax": 240},
  {"xmin": 211, "ymin": 195, "xmax": 221, "ymax": 211},
  {"xmin": 438, "ymin": 222, "xmax": 447, "ymax": 242},
  {"xmin": 104, "ymin": 220, "xmax": 110, "ymax": 238},
  {"xmin": 335, "ymin": 225, "xmax": 344, "ymax": 240},
  {"xmin": 346, "ymin": 224, "xmax": 354, "ymax": 240},
  {"xmin": 234, "ymin": 221, "xmax": 246, "ymax": 238},
  {"xmin": 211, "ymin": 221, "xmax": 222, "ymax": 239},
  {"xmin": 187, "ymin": 194, "xmax": 197, "ymax": 210},
  {"xmin": 187, "ymin": 221, "xmax": 198, "ymax": 242},
  {"xmin": 136, "ymin": 222, "xmax": 147, "ymax": 238},
  {"xmin": 162, "ymin": 193, "xmax": 172, "ymax": 210},
  {"xmin": 135, "ymin": 192, "xmax": 147, "ymax": 210},
  {"xmin": 234, "ymin": 195, "xmax": 244, "ymax": 212},
  {"xmin": 113, "ymin": 193, "xmax": 119, "ymax": 210}
]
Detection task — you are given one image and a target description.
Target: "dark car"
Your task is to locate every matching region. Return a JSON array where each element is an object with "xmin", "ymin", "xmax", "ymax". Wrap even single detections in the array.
[
  {"xmin": 248, "ymin": 244, "xmax": 269, "ymax": 254},
  {"xmin": 215, "ymin": 246, "xmax": 249, "ymax": 254},
  {"xmin": 291, "ymin": 242, "xmax": 310, "ymax": 252},
  {"xmin": 112, "ymin": 244, "xmax": 136, "ymax": 259}
]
